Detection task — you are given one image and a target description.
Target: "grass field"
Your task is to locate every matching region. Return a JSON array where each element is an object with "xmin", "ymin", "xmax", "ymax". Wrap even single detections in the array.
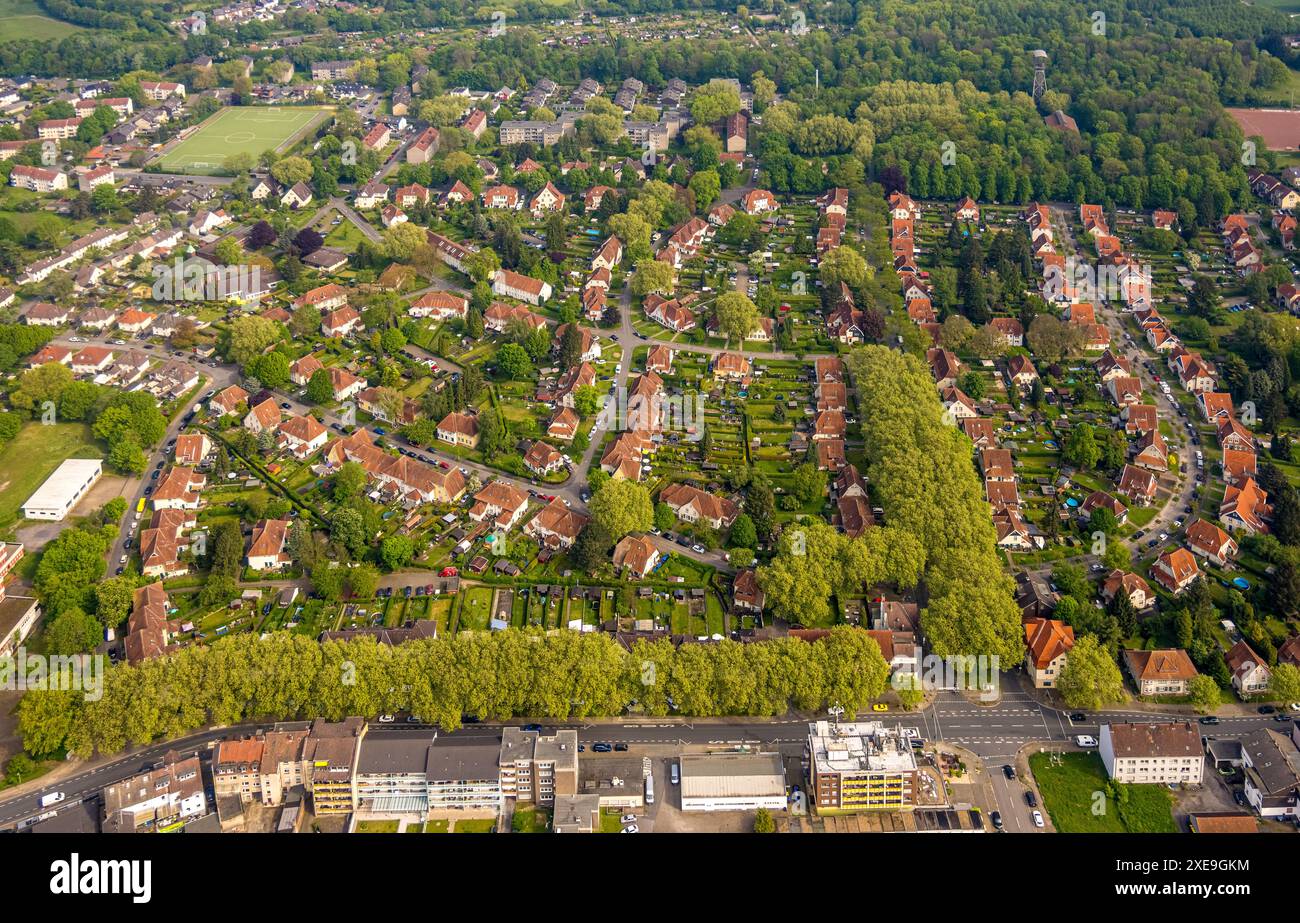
[
  {"xmin": 155, "ymin": 106, "xmax": 329, "ymax": 175},
  {"xmin": 0, "ymin": 0, "xmax": 84, "ymax": 41},
  {"xmin": 1029, "ymin": 752, "xmax": 1178, "ymax": 833},
  {"xmin": 0, "ymin": 422, "xmax": 102, "ymax": 535}
]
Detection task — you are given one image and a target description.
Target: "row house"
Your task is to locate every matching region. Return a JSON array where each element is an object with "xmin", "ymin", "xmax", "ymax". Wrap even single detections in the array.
[{"xmin": 324, "ymin": 428, "xmax": 467, "ymax": 506}]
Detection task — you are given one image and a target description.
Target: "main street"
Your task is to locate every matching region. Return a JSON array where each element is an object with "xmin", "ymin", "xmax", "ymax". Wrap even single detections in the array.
[{"xmin": 0, "ymin": 682, "xmax": 1281, "ymax": 831}]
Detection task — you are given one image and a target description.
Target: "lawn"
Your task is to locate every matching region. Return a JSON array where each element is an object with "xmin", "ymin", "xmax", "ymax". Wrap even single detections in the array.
[
  {"xmin": 1029, "ymin": 751, "xmax": 1178, "ymax": 833},
  {"xmin": 155, "ymin": 106, "xmax": 329, "ymax": 174},
  {"xmin": 354, "ymin": 820, "xmax": 400, "ymax": 833},
  {"xmin": 0, "ymin": 422, "xmax": 102, "ymax": 535},
  {"xmin": 0, "ymin": 0, "xmax": 85, "ymax": 40},
  {"xmin": 511, "ymin": 808, "xmax": 550, "ymax": 833},
  {"xmin": 453, "ymin": 817, "xmax": 496, "ymax": 833}
]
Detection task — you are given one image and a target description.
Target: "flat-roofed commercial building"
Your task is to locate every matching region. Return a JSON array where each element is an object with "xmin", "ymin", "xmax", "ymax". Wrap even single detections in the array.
[
  {"xmin": 576, "ymin": 757, "xmax": 646, "ymax": 809},
  {"xmin": 679, "ymin": 752, "xmax": 787, "ymax": 812},
  {"xmin": 0, "ymin": 592, "xmax": 40, "ymax": 658},
  {"xmin": 21, "ymin": 458, "xmax": 102, "ymax": 521},
  {"xmin": 809, "ymin": 720, "xmax": 928, "ymax": 813}
]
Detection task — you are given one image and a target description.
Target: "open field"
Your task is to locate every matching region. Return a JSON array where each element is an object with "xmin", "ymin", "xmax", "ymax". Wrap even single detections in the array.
[
  {"xmin": 154, "ymin": 106, "xmax": 329, "ymax": 174},
  {"xmin": 1029, "ymin": 752, "xmax": 1178, "ymax": 833},
  {"xmin": 0, "ymin": 422, "xmax": 102, "ymax": 535},
  {"xmin": 0, "ymin": 0, "xmax": 84, "ymax": 41}
]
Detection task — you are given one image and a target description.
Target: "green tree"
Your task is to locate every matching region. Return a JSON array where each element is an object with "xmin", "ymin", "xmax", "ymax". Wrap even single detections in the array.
[
  {"xmin": 714, "ymin": 292, "xmax": 760, "ymax": 343},
  {"xmin": 729, "ymin": 513, "xmax": 757, "ymax": 549},
  {"xmin": 1056, "ymin": 636, "xmax": 1126, "ymax": 710},
  {"xmin": 306, "ymin": 368, "xmax": 335, "ymax": 405},
  {"xmin": 588, "ymin": 480, "xmax": 654, "ymax": 540},
  {"xmin": 380, "ymin": 534, "xmax": 415, "ymax": 571},
  {"xmin": 1270, "ymin": 662, "xmax": 1300, "ymax": 705},
  {"xmin": 1188, "ymin": 674, "xmax": 1221, "ymax": 714},
  {"xmin": 497, "ymin": 343, "xmax": 533, "ymax": 380},
  {"xmin": 791, "ymin": 463, "xmax": 827, "ymax": 504}
]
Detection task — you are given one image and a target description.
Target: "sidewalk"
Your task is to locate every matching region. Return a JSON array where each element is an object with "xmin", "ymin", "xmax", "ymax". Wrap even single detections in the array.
[{"xmin": 1010, "ymin": 670, "xmax": 1260, "ymax": 717}]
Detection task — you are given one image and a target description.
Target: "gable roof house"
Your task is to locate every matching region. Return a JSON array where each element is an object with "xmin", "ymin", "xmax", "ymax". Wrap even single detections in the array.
[
  {"xmin": 247, "ymin": 518, "xmax": 293, "ymax": 571},
  {"xmin": 1102, "ymin": 570, "xmax": 1152, "ymax": 611},
  {"xmin": 612, "ymin": 534, "xmax": 660, "ymax": 579},
  {"xmin": 467, "ymin": 481, "xmax": 530, "ymax": 532},
  {"xmin": 659, "ymin": 483, "xmax": 739, "ymax": 531},
  {"xmin": 523, "ymin": 499, "xmax": 588, "ymax": 551},
  {"xmin": 1151, "ymin": 548, "xmax": 1200, "ymax": 596},
  {"xmin": 1221, "ymin": 478, "xmax": 1271, "ymax": 535},
  {"xmin": 1226, "ymin": 641, "xmax": 1273, "ymax": 698},
  {"xmin": 1186, "ymin": 518, "xmax": 1239, "ymax": 567},
  {"xmin": 1123, "ymin": 649, "xmax": 1199, "ymax": 697},
  {"xmin": 1024, "ymin": 618, "xmax": 1075, "ymax": 688}
]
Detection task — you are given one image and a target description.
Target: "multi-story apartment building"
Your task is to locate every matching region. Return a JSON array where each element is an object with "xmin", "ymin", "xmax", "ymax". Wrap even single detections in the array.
[
  {"xmin": 499, "ymin": 728, "xmax": 579, "ymax": 806},
  {"xmin": 303, "ymin": 717, "xmax": 366, "ymax": 815},
  {"xmin": 101, "ymin": 754, "xmax": 207, "ymax": 833},
  {"xmin": 1099, "ymin": 721, "xmax": 1204, "ymax": 785}
]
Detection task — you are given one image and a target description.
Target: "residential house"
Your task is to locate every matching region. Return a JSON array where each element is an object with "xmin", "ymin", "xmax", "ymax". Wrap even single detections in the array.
[
  {"xmin": 1024, "ymin": 618, "xmax": 1075, "ymax": 688},
  {"xmin": 1123, "ymin": 649, "xmax": 1199, "ymax": 697}
]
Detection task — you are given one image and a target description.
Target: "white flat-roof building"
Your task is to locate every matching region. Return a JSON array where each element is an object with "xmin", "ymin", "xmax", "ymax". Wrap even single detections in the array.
[
  {"xmin": 0, "ymin": 593, "xmax": 40, "ymax": 658},
  {"xmin": 21, "ymin": 458, "xmax": 103, "ymax": 521},
  {"xmin": 809, "ymin": 720, "xmax": 931, "ymax": 812},
  {"xmin": 678, "ymin": 752, "xmax": 787, "ymax": 813}
]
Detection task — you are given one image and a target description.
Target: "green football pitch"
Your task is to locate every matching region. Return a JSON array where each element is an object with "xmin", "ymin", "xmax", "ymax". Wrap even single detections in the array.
[{"xmin": 154, "ymin": 106, "xmax": 329, "ymax": 175}]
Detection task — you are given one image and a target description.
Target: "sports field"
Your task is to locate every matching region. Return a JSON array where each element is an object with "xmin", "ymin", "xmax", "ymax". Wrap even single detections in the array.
[{"xmin": 154, "ymin": 106, "xmax": 329, "ymax": 175}]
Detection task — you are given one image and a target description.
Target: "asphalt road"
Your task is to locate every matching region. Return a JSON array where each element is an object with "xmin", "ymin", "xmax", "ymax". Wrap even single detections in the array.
[{"xmin": 4, "ymin": 684, "xmax": 1284, "ymax": 830}]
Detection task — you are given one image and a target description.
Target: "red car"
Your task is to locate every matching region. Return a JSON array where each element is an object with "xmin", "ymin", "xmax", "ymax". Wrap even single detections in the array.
[
  {"xmin": 438, "ymin": 460, "xmax": 450, "ymax": 469},
  {"xmin": 440, "ymin": 567, "xmax": 458, "ymax": 577}
]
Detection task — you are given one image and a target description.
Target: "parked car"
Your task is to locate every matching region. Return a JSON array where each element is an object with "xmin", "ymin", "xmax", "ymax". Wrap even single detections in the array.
[
  {"xmin": 592, "ymin": 743, "xmax": 612, "ymax": 753},
  {"xmin": 1258, "ymin": 705, "xmax": 1276, "ymax": 715},
  {"xmin": 990, "ymin": 811, "xmax": 1003, "ymax": 829},
  {"xmin": 1075, "ymin": 735, "xmax": 1098, "ymax": 748},
  {"xmin": 1031, "ymin": 810, "xmax": 1045, "ymax": 828},
  {"xmin": 1199, "ymin": 715, "xmax": 1221, "ymax": 725},
  {"xmin": 378, "ymin": 714, "xmax": 395, "ymax": 723},
  {"xmin": 620, "ymin": 824, "xmax": 639, "ymax": 834},
  {"xmin": 1069, "ymin": 712, "xmax": 1087, "ymax": 722},
  {"xmin": 620, "ymin": 814, "xmax": 637, "ymax": 824},
  {"xmin": 1025, "ymin": 791, "xmax": 1037, "ymax": 808}
]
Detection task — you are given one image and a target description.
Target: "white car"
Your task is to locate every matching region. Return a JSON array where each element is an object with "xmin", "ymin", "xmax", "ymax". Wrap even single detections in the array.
[
  {"xmin": 1032, "ymin": 810, "xmax": 1045, "ymax": 828},
  {"xmin": 691, "ymin": 544, "xmax": 705, "ymax": 554},
  {"xmin": 1075, "ymin": 735, "xmax": 1098, "ymax": 748},
  {"xmin": 378, "ymin": 714, "xmax": 395, "ymax": 723},
  {"xmin": 620, "ymin": 814, "xmax": 638, "ymax": 824},
  {"xmin": 620, "ymin": 824, "xmax": 639, "ymax": 833}
]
